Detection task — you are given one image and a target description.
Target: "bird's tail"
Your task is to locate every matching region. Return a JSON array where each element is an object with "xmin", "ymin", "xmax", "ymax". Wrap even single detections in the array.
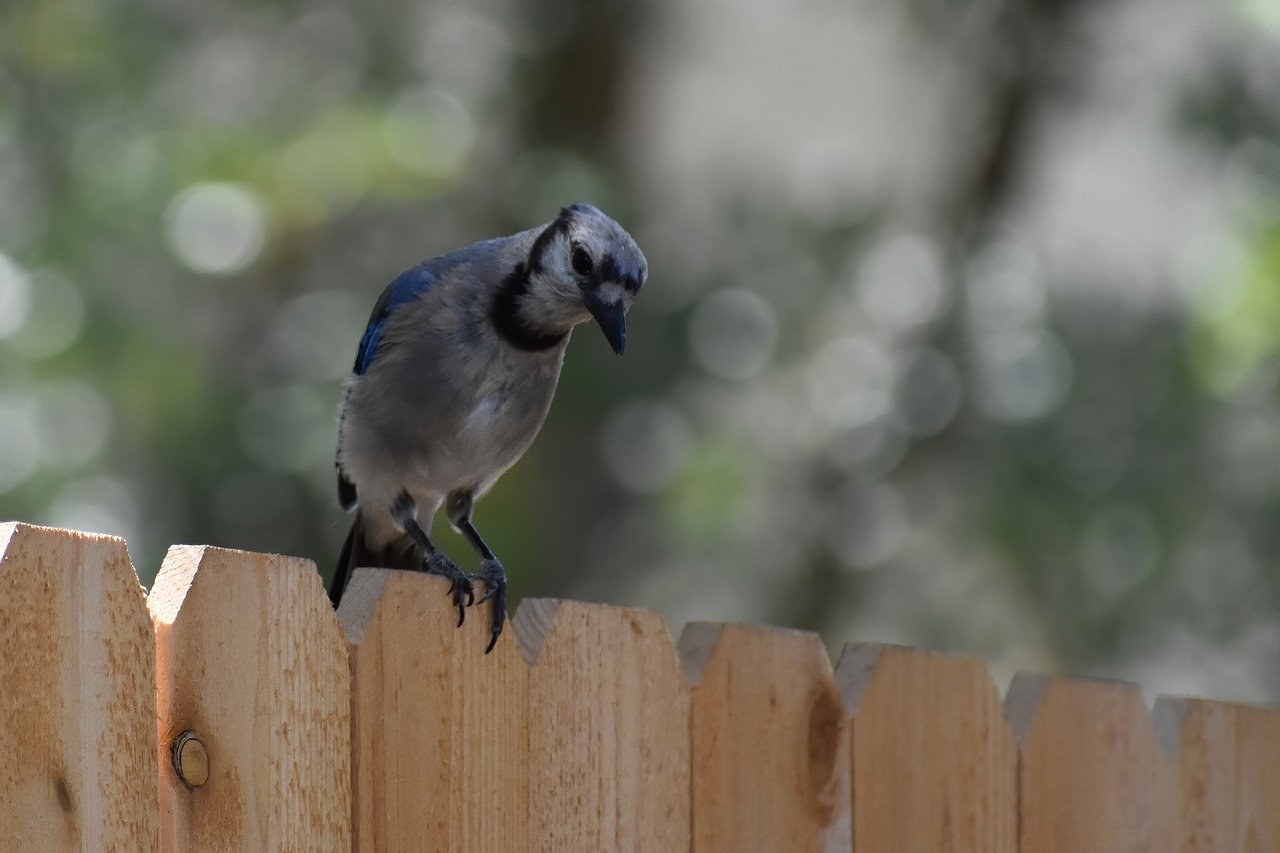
[
  {"xmin": 329, "ymin": 518, "xmax": 361, "ymax": 606},
  {"xmin": 329, "ymin": 513, "xmax": 422, "ymax": 606}
]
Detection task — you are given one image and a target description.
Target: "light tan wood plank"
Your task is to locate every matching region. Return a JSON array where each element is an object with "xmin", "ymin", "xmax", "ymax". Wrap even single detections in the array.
[
  {"xmin": 149, "ymin": 545, "xmax": 350, "ymax": 851},
  {"xmin": 837, "ymin": 643, "xmax": 1016, "ymax": 852},
  {"xmin": 1009, "ymin": 674, "xmax": 1176, "ymax": 852},
  {"xmin": 683, "ymin": 622, "xmax": 850, "ymax": 851},
  {"xmin": 0, "ymin": 522, "xmax": 158, "ymax": 852},
  {"xmin": 341, "ymin": 568, "xmax": 528, "ymax": 852},
  {"xmin": 518, "ymin": 598, "xmax": 691, "ymax": 852},
  {"xmin": 1155, "ymin": 696, "xmax": 1280, "ymax": 851}
]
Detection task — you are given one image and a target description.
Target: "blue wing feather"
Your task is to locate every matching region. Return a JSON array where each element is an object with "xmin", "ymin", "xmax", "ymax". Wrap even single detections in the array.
[
  {"xmin": 352, "ymin": 240, "xmax": 495, "ymax": 374},
  {"xmin": 353, "ymin": 264, "xmax": 439, "ymax": 375},
  {"xmin": 339, "ymin": 250, "xmax": 473, "ymax": 508}
]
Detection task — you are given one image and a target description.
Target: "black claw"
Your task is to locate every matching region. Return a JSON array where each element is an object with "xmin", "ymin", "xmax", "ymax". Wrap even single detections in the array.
[
  {"xmin": 484, "ymin": 585, "xmax": 507, "ymax": 654},
  {"xmin": 469, "ymin": 559, "xmax": 507, "ymax": 654},
  {"xmin": 451, "ymin": 576, "xmax": 474, "ymax": 626}
]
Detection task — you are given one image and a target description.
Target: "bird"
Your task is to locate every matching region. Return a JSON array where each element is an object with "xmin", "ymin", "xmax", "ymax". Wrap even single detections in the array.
[{"xmin": 330, "ymin": 203, "xmax": 647, "ymax": 652}]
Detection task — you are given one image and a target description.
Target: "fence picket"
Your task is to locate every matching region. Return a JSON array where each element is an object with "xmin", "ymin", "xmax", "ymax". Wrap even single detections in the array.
[
  {"xmin": 1009, "ymin": 674, "xmax": 1177, "ymax": 852},
  {"xmin": 0, "ymin": 523, "xmax": 159, "ymax": 850},
  {"xmin": 682, "ymin": 622, "xmax": 851, "ymax": 851},
  {"xmin": 516, "ymin": 598, "xmax": 690, "ymax": 852},
  {"xmin": 836, "ymin": 643, "xmax": 1016, "ymax": 852},
  {"xmin": 1154, "ymin": 696, "xmax": 1280, "ymax": 851},
  {"xmin": 341, "ymin": 568, "xmax": 528, "ymax": 851},
  {"xmin": 148, "ymin": 545, "xmax": 350, "ymax": 851}
]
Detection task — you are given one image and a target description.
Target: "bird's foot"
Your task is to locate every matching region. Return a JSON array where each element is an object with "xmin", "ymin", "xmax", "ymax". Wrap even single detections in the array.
[
  {"xmin": 421, "ymin": 551, "xmax": 474, "ymax": 627},
  {"xmin": 468, "ymin": 558, "xmax": 507, "ymax": 654}
]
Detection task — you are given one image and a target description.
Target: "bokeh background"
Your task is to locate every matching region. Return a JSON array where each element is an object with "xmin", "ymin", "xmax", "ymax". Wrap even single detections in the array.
[{"xmin": 1, "ymin": 0, "xmax": 1277, "ymax": 703}]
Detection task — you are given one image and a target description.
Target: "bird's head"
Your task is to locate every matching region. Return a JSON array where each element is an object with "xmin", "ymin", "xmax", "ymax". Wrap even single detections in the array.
[{"xmin": 526, "ymin": 203, "xmax": 647, "ymax": 354}]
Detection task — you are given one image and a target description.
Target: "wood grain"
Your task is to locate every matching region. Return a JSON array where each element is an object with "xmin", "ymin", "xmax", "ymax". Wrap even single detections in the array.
[
  {"xmin": 0, "ymin": 522, "xmax": 159, "ymax": 852},
  {"xmin": 149, "ymin": 545, "xmax": 350, "ymax": 851},
  {"xmin": 517, "ymin": 598, "xmax": 690, "ymax": 852},
  {"xmin": 1008, "ymin": 674, "xmax": 1177, "ymax": 852},
  {"xmin": 836, "ymin": 643, "xmax": 1016, "ymax": 852},
  {"xmin": 682, "ymin": 622, "xmax": 850, "ymax": 851},
  {"xmin": 341, "ymin": 568, "xmax": 528, "ymax": 852},
  {"xmin": 1154, "ymin": 696, "xmax": 1280, "ymax": 851}
]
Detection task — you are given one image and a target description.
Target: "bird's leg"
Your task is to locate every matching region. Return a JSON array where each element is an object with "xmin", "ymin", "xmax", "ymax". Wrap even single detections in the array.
[
  {"xmin": 391, "ymin": 492, "xmax": 474, "ymax": 626},
  {"xmin": 456, "ymin": 517, "xmax": 507, "ymax": 654}
]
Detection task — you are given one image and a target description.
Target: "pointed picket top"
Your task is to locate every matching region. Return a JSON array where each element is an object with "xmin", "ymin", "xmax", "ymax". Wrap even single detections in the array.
[
  {"xmin": 1153, "ymin": 695, "xmax": 1280, "ymax": 851},
  {"xmin": 516, "ymin": 597, "xmax": 691, "ymax": 851},
  {"xmin": 682, "ymin": 621, "xmax": 851, "ymax": 851},
  {"xmin": 1009, "ymin": 673, "xmax": 1177, "ymax": 852},
  {"xmin": 836, "ymin": 643, "xmax": 1016, "ymax": 852},
  {"xmin": 1006, "ymin": 672, "xmax": 1150, "ymax": 744},
  {"xmin": 678, "ymin": 621, "xmax": 826, "ymax": 686},
  {"xmin": 149, "ymin": 545, "xmax": 350, "ymax": 851},
  {"xmin": 0, "ymin": 522, "xmax": 158, "ymax": 850}
]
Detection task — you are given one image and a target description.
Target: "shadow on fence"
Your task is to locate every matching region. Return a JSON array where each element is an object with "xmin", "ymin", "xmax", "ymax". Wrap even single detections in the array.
[{"xmin": 1, "ymin": 522, "xmax": 1277, "ymax": 851}]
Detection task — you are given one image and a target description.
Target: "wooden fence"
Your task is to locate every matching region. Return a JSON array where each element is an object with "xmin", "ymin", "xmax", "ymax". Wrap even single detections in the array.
[{"xmin": 1, "ymin": 521, "xmax": 1277, "ymax": 851}]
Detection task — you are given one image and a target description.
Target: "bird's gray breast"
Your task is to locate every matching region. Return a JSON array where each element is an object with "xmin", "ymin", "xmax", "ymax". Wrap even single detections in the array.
[
  {"xmin": 450, "ymin": 349, "xmax": 561, "ymax": 483},
  {"xmin": 337, "ymin": 265, "xmax": 567, "ymax": 508},
  {"xmin": 355, "ymin": 325, "xmax": 562, "ymax": 498}
]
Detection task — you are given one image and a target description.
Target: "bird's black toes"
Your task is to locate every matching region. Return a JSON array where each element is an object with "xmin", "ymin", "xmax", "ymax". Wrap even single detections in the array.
[
  {"xmin": 474, "ymin": 558, "xmax": 503, "ymax": 605},
  {"xmin": 422, "ymin": 551, "xmax": 474, "ymax": 626},
  {"xmin": 471, "ymin": 558, "xmax": 506, "ymax": 605},
  {"xmin": 449, "ymin": 577, "xmax": 474, "ymax": 627},
  {"xmin": 484, "ymin": 588, "xmax": 506, "ymax": 654},
  {"xmin": 470, "ymin": 558, "xmax": 507, "ymax": 653}
]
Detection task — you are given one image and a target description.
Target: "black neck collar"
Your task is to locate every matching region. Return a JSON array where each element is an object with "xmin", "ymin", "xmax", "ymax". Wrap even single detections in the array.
[{"xmin": 490, "ymin": 264, "xmax": 567, "ymax": 352}]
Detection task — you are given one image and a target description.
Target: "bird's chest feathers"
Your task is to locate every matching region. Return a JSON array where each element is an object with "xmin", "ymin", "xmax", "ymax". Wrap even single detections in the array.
[
  {"xmin": 457, "ymin": 358, "xmax": 554, "ymax": 444},
  {"xmin": 461, "ymin": 392, "xmax": 511, "ymax": 437}
]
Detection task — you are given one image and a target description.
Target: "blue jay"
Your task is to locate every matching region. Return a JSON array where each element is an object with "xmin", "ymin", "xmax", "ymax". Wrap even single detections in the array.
[{"xmin": 330, "ymin": 203, "xmax": 647, "ymax": 652}]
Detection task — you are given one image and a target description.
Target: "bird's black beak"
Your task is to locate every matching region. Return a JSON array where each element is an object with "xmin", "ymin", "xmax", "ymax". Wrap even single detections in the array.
[{"xmin": 585, "ymin": 292, "xmax": 626, "ymax": 355}]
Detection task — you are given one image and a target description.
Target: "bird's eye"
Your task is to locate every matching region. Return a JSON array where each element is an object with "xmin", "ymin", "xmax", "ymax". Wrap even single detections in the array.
[{"xmin": 571, "ymin": 245, "xmax": 593, "ymax": 276}]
